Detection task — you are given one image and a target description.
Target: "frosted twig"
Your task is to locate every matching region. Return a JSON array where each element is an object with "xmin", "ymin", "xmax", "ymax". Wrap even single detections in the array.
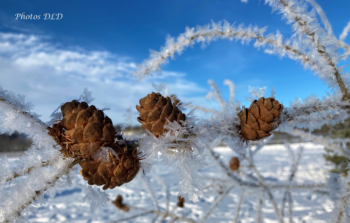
[
  {"xmin": 207, "ymin": 79, "xmax": 226, "ymax": 110},
  {"xmin": 8, "ymin": 158, "xmax": 80, "ymax": 221},
  {"xmin": 132, "ymin": 22, "xmax": 320, "ymax": 82},
  {"xmin": 201, "ymin": 184, "xmax": 235, "ymax": 222},
  {"xmin": 340, "ymin": 21, "xmax": 350, "ymax": 41},
  {"xmin": 224, "ymin": 79, "xmax": 235, "ymax": 103},
  {"xmin": 252, "ymin": 134, "xmax": 275, "ymax": 156},
  {"xmin": 234, "ymin": 188, "xmax": 244, "ymax": 223},
  {"xmin": 113, "ymin": 211, "xmax": 154, "ymax": 222},
  {"xmin": 268, "ymin": 183, "xmax": 326, "ymax": 190},
  {"xmin": 143, "ymin": 178, "xmax": 160, "ymax": 211},
  {"xmin": 305, "ymin": 0, "xmax": 333, "ymax": 37},
  {"xmin": 205, "ymin": 143, "xmax": 259, "ymax": 188},
  {"xmin": 3, "ymin": 161, "xmax": 50, "ymax": 184},
  {"xmin": 0, "ymin": 98, "xmax": 49, "ymax": 136},
  {"xmin": 156, "ymin": 177, "xmax": 170, "ymax": 223},
  {"xmin": 245, "ymin": 158, "xmax": 283, "ymax": 223},
  {"xmin": 281, "ymin": 146, "xmax": 303, "ymax": 221},
  {"xmin": 290, "ymin": 130, "xmax": 350, "ymax": 157},
  {"xmin": 287, "ymin": 192, "xmax": 293, "ymax": 223},
  {"xmin": 121, "ymin": 205, "xmax": 196, "ymax": 223},
  {"xmin": 256, "ymin": 188, "xmax": 266, "ymax": 223},
  {"xmin": 336, "ymin": 186, "xmax": 350, "ymax": 223},
  {"xmin": 276, "ymin": 0, "xmax": 350, "ymax": 101},
  {"xmin": 183, "ymin": 103, "xmax": 218, "ymax": 113}
]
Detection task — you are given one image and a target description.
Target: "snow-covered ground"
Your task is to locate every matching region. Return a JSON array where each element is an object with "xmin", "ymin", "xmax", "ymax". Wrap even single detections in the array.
[{"xmin": 5, "ymin": 142, "xmax": 333, "ymax": 222}]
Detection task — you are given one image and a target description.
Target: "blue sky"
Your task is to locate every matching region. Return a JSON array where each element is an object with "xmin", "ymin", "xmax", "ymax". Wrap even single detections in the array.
[{"xmin": 0, "ymin": 0, "xmax": 349, "ymax": 125}]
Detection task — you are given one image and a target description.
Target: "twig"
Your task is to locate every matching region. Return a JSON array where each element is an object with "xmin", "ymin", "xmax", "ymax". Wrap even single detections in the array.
[
  {"xmin": 132, "ymin": 22, "xmax": 320, "ymax": 83},
  {"xmin": 183, "ymin": 103, "xmax": 219, "ymax": 113},
  {"xmin": 124, "ymin": 205, "xmax": 196, "ymax": 223},
  {"xmin": 113, "ymin": 211, "xmax": 154, "ymax": 222},
  {"xmin": 256, "ymin": 188, "xmax": 266, "ymax": 223},
  {"xmin": 290, "ymin": 130, "xmax": 350, "ymax": 157},
  {"xmin": 201, "ymin": 184, "xmax": 235, "ymax": 222},
  {"xmin": 156, "ymin": 177, "xmax": 170, "ymax": 223},
  {"xmin": 224, "ymin": 79, "xmax": 235, "ymax": 104},
  {"xmin": 3, "ymin": 161, "xmax": 50, "ymax": 184},
  {"xmin": 143, "ymin": 178, "xmax": 160, "ymax": 211},
  {"xmin": 287, "ymin": 192, "xmax": 293, "ymax": 223},
  {"xmin": 281, "ymin": 146, "xmax": 303, "ymax": 221},
  {"xmin": 234, "ymin": 188, "xmax": 244, "ymax": 223},
  {"xmin": 207, "ymin": 79, "xmax": 225, "ymax": 110},
  {"xmin": 244, "ymin": 158, "xmax": 283, "ymax": 223},
  {"xmin": 336, "ymin": 185, "xmax": 350, "ymax": 223},
  {"xmin": 8, "ymin": 158, "xmax": 80, "ymax": 221},
  {"xmin": 277, "ymin": 0, "xmax": 350, "ymax": 101},
  {"xmin": 205, "ymin": 143, "xmax": 260, "ymax": 188}
]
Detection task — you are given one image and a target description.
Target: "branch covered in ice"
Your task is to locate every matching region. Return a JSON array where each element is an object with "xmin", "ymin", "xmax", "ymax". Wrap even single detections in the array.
[
  {"xmin": 267, "ymin": 0, "xmax": 350, "ymax": 100},
  {"xmin": 0, "ymin": 157, "xmax": 78, "ymax": 222},
  {"xmin": 132, "ymin": 21, "xmax": 322, "ymax": 83}
]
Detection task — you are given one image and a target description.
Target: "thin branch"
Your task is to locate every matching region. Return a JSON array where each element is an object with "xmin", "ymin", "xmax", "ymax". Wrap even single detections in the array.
[
  {"xmin": 113, "ymin": 211, "xmax": 154, "ymax": 222},
  {"xmin": 8, "ymin": 159, "xmax": 80, "ymax": 221},
  {"xmin": 287, "ymin": 192, "xmax": 293, "ymax": 223},
  {"xmin": 340, "ymin": 21, "xmax": 350, "ymax": 41},
  {"xmin": 143, "ymin": 178, "xmax": 160, "ymax": 212},
  {"xmin": 234, "ymin": 189, "xmax": 244, "ymax": 223},
  {"xmin": 156, "ymin": 177, "xmax": 170, "ymax": 223},
  {"xmin": 207, "ymin": 79, "xmax": 226, "ymax": 110},
  {"xmin": 281, "ymin": 146, "xmax": 303, "ymax": 221},
  {"xmin": 336, "ymin": 186, "xmax": 350, "ymax": 223},
  {"xmin": 205, "ymin": 143, "xmax": 260, "ymax": 188},
  {"xmin": 201, "ymin": 184, "xmax": 235, "ymax": 223},
  {"xmin": 224, "ymin": 79, "xmax": 235, "ymax": 104},
  {"xmin": 123, "ymin": 205, "xmax": 196, "ymax": 223},
  {"xmin": 277, "ymin": 0, "xmax": 350, "ymax": 101},
  {"xmin": 132, "ymin": 22, "xmax": 320, "ymax": 83},
  {"xmin": 3, "ymin": 161, "xmax": 50, "ymax": 184},
  {"xmin": 183, "ymin": 103, "xmax": 219, "ymax": 113},
  {"xmin": 256, "ymin": 188, "xmax": 266, "ymax": 223},
  {"xmin": 290, "ymin": 130, "xmax": 350, "ymax": 157},
  {"xmin": 305, "ymin": 0, "xmax": 333, "ymax": 37},
  {"xmin": 244, "ymin": 158, "xmax": 283, "ymax": 223}
]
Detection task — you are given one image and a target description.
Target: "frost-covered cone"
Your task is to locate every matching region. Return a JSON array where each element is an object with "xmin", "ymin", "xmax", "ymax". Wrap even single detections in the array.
[
  {"xmin": 47, "ymin": 100, "xmax": 116, "ymax": 158},
  {"xmin": 79, "ymin": 148, "xmax": 143, "ymax": 190},
  {"xmin": 136, "ymin": 92, "xmax": 186, "ymax": 137},
  {"xmin": 239, "ymin": 97, "xmax": 283, "ymax": 141},
  {"xmin": 47, "ymin": 100, "xmax": 143, "ymax": 189}
]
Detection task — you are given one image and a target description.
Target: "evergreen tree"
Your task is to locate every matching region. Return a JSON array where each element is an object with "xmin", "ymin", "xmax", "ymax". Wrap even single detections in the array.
[{"xmin": 323, "ymin": 118, "xmax": 350, "ymax": 174}]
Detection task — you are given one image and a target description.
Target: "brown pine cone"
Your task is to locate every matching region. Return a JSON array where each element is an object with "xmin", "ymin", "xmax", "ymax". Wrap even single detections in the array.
[
  {"xmin": 136, "ymin": 92, "xmax": 186, "ymax": 137},
  {"xmin": 47, "ymin": 100, "xmax": 116, "ymax": 158},
  {"xmin": 240, "ymin": 97, "xmax": 283, "ymax": 141},
  {"xmin": 229, "ymin": 157, "xmax": 240, "ymax": 171},
  {"xmin": 79, "ymin": 148, "xmax": 142, "ymax": 190},
  {"xmin": 48, "ymin": 100, "xmax": 143, "ymax": 189}
]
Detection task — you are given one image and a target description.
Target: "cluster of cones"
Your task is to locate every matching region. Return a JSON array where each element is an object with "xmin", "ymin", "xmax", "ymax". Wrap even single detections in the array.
[
  {"xmin": 47, "ymin": 92, "xmax": 283, "ymax": 192},
  {"xmin": 47, "ymin": 100, "xmax": 143, "ymax": 189}
]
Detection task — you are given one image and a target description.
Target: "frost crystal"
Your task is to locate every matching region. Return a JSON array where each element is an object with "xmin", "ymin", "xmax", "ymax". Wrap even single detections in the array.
[{"xmin": 82, "ymin": 186, "xmax": 108, "ymax": 213}]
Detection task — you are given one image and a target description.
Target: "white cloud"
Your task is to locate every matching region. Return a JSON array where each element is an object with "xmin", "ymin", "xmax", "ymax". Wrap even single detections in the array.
[{"xmin": 0, "ymin": 32, "xmax": 210, "ymax": 125}]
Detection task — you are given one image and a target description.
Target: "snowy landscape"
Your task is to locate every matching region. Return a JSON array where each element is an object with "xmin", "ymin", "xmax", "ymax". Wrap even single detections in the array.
[
  {"xmin": 1, "ymin": 0, "xmax": 350, "ymax": 222},
  {"xmin": 2, "ymin": 142, "xmax": 333, "ymax": 223}
]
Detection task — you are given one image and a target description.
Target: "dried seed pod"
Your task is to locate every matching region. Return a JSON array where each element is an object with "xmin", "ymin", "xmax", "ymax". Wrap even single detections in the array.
[
  {"xmin": 177, "ymin": 196, "xmax": 185, "ymax": 208},
  {"xmin": 136, "ymin": 92, "xmax": 186, "ymax": 137},
  {"xmin": 229, "ymin": 157, "xmax": 240, "ymax": 171},
  {"xmin": 113, "ymin": 195, "xmax": 129, "ymax": 212},
  {"xmin": 240, "ymin": 97, "xmax": 283, "ymax": 141}
]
